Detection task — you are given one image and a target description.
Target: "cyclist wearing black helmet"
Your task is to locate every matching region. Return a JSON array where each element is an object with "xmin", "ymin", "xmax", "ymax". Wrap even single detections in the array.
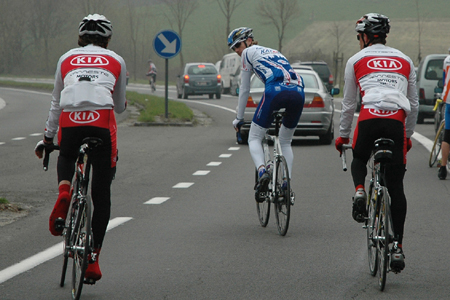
[
  {"xmin": 335, "ymin": 13, "xmax": 418, "ymax": 273},
  {"xmin": 228, "ymin": 27, "xmax": 305, "ymax": 202},
  {"xmin": 34, "ymin": 14, "xmax": 127, "ymax": 283}
]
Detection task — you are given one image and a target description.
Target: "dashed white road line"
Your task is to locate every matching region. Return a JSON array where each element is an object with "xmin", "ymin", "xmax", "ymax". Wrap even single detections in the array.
[
  {"xmin": 207, "ymin": 162, "xmax": 222, "ymax": 166},
  {"xmin": 145, "ymin": 197, "xmax": 170, "ymax": 204},
  {"xmin": 193, "ymin": 170, "xmax": 210, "ymax": 176},
  {"xmin": 0, "ymin": 217, "xmax": 132, "ymax": 284},
  {"xmin": 173, "ymin": 182, "xmax": 194, "ymax": 188},
  {"xmin": 219, "ymin": 154, "xmax": 232, "ymax": 158},
  {"xmin": 11, "ymin": 137, "xmax": 26, "ymax": 141}
]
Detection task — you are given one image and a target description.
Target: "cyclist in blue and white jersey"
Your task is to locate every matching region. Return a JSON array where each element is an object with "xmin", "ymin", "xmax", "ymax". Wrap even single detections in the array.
[{"xmin": 228, "ymin": 27, "xmax": 305, "ymax": 202}]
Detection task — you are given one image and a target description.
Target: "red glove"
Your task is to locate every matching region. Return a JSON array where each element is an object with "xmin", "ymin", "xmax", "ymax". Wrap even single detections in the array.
[
  {"xmin": 335, "ymin": 137, "xmax": 350, "ymax": 155},
  {"xmin": 406, "ymin": 138, "xmax": 412, "ymax": 152}
]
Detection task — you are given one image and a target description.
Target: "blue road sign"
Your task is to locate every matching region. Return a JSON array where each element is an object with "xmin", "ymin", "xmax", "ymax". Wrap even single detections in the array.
[{"xmin": 153, "ymin": 30, "xmax": 182, "ymax": 59}]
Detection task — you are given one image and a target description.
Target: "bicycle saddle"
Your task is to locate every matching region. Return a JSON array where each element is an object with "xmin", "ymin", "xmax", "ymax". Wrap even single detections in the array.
[{"xmin": 373, "ymin": 138, "xmax": 394, "ymax": 163}]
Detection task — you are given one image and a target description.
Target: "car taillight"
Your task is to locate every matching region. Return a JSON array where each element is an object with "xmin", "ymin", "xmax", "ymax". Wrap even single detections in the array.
[
  {"xmin": 304, "ymin": 95, "xmax": 324, "ymax": 108},
  {"xmin": 246, "ymin": 96, "xmax": 258, "ymax": 107},
  {"xmin": 217, "ymin": 74, "xmax": 222, "ymax": 84},
  {"xmin": 184, "ymin": 75, "xmax": 189, "ymax": 84},
  {"xmin": 329, "ymin": 74, "xmax": 334, "ymax": 84},
  {"xmin": 419, "ymin": 88, "xmax": 425, "ymax": 100}
]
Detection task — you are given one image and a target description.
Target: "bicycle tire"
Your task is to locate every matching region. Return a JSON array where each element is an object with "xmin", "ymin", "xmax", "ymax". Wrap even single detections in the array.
[
  {"xmin": 274, "ymin": 155, "xmax": 291, "ymax": 236},
  {"xmin": 366, "ymin": 181, "xmax": 378, "ymax": 276},
  {"xmin": 60, "ymin": 200, "xmax": 74, "ymax": 287},
  {"xmin": 71, "ymin": 195, "xmax": 92, "ymax": 300},
  {"xmin": 255, "ymin": 169, "xmax": 270, "ymax": 227},
  {"xmin": 429, "ymin": 120, "xmax": 445, "ymax": 167},
  {"xmin": 377, "ymin": 187, "xmax": 390, "ymax": 291}
]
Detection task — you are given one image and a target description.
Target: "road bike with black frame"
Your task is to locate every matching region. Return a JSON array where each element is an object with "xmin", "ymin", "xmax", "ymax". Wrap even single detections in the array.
[
  {"xmin": 429, "ymin": 99, "xmax": 450, "ymax": 171},
  {"xmin": 255, "ymin": 111, "xmax": 295, "ymax": 236},
  {"xmin": 341, "ymin": 138, "xmax": 398, "ymax": 291},
  {"xmin": 43, "ymin": 137, "xmax": 103, "ymax": 300}
]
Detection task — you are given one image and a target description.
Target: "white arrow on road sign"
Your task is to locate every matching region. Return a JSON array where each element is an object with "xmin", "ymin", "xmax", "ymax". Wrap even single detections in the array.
[{"xmin": 158, "ymin": 33, "xmax": 177, "ymax": 54}]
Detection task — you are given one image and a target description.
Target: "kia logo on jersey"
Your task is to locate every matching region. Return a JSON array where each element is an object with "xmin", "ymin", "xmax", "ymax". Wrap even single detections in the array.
[
  {"xmin": 367, "ymin": 58, "xmax": 402, "ymax": 71},
  {"xmin": 69, "ymin": 111, "xmax": 100, "ymax": 124},
  {"xmin": 70, "ymin": 55, "xmax": 109, "ymax": 66},
  {"xmin": 368, "ymin": 109, "xmax": 398, "ymax": 117}
]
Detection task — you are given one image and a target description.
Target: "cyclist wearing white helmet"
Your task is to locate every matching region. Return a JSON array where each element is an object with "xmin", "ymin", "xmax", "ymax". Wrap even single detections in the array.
[
  {"xmin": 437, "ymin": 51, "xmax": 450, "ymax": 179},
  {"xmin": 335, "ymin": 13, "xmax": 419, "ymax": 273},
  {"xmin": 35, "ymin": 13, "xmax": 127, "ymax": 283},
  {"xmin": 228, "ymin": 27, "xmax": 305, "ymax": 202}
]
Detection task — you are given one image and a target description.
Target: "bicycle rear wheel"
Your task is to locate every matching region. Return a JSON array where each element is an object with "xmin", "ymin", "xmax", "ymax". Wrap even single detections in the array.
[
  {"xmin": 377, "ymin": 187, "xmax": 390, "ymax": 291},
  {"xmin": 60, "ymin": 194, "xmax": 75, "ymax": 287},
  {"xmin": 71, "ymin": 195, "xmax": 92, "ymax": 300},
  {"xmin": 366, "ymin": 182, "xmax": 378, "ymax": 276},
  {"xmin": 274, "ymin": 156, "xmax": 291, "ymax": 236},
  {"xmin": 429, "ymin": 120, "xmax": 445, "ymax": 167},
  {"xmin": 255, "ymin": 169, "xmax": 270, "ymax": 227}
]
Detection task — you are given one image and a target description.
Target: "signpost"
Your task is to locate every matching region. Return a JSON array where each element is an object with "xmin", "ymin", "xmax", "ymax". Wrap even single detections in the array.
[{"xmin": 153, "ymin": 30, "xmax": 182, "ymax": 119}]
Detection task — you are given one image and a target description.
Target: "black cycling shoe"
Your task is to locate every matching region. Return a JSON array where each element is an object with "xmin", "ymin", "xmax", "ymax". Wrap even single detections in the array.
[
  {"xmin": 352, "ymin": 188, "xmax": 367, "ymax": 223},
  {"xmin": 438, "ymin": 166, "xmax": 447, "ymax": 180},
  {"xmin": 255, "ymin": 173, "xmax": 270, "ymax": 203},
  {"xmin": 390, "ymin": 247, "xmax": 405, "ymax": 273}
]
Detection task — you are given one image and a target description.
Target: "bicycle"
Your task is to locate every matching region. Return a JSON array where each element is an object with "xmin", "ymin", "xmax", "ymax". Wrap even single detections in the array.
[
  {"xmin": 255, "ymin": 111, "xmax": 295, "ymax": 236},
  {"xmin": 146, "ymin": 73, "xmax": 156, "ymax": 92},
  {"xmin": 341, "ymin": 138, "xmax": 398, "ymax": 291},
  {"xmin": 429, "ymin": 99, "xmax": 450, "ymax": 169},
  {"xmin": 43, "ymin": 137, "xmax": 103, "ymax": 300}
]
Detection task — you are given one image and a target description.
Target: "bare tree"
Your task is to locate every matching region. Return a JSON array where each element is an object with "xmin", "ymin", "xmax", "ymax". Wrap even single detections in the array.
[
  {"xmin": 215, "ymin": 0, "xmax": 244, "ymax": 43},
  {"xmin": 415, "ymin": 0, "xmax": 424, "ymax": 64},
  {"xmin": 329, "ymin": 22, "xmax": 347, "ymax": 89},
  {"xmin": 160, "ymin": 0, "xmax": 199, "ymax": 68},
  {"xmin": 256, "ymin": 0, "xmax": 300, "ymax": 52}
]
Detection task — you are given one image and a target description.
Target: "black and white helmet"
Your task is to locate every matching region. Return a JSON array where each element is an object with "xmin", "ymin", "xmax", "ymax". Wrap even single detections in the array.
[
  {"xmin": 79, "ymin": 14, "xmax": 113, "ymax": 37},
  {"xmin": 355, "ymin": 13, "xmax": 390, "ymax": 36},
  {"xmin": 227, "ymin": 27, "xmax": 253, "ymax": 49}
]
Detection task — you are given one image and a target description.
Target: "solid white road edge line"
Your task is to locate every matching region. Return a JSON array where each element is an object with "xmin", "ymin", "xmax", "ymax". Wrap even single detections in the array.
[{"xmin": 0, "ymin": 217, "xmax": 132, "ymax": 284}]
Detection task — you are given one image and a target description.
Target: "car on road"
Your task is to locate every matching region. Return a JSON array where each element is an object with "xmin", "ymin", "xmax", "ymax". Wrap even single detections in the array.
[
  {"xmin": 238, "ymin": 68, "xmax": 339, "ymax": 145},
  {"xmin": 295, "ymin": 61, "xmax": 334, "ymax": 91},
  {"xmin": 176, "ymin": 62, "xmax": 221, "ymax": 99},
  {"xmin": 416, "ymin": 54, "xmax": 446, "ymax": 123}
]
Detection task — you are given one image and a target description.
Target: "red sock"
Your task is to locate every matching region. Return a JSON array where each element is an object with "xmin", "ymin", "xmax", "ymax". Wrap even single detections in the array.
[{"xmin": 356, "ymin": 184, "xmax": 365, "ymax": 191}]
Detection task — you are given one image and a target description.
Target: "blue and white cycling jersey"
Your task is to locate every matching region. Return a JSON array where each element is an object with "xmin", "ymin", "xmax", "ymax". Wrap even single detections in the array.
[{"xmin": 236, "ymin": 45, "xmax": 304, "ymax": 126}]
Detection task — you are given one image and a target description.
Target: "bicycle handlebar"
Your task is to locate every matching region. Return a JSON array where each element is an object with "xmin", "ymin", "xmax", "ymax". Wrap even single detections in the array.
[
  {"xmin": 43, "ymin": 144, "xmax": 60, "ymax": 171},
  {"xmin": 341, "ymin": 144, "xmax": 352, "ymax": 172}
]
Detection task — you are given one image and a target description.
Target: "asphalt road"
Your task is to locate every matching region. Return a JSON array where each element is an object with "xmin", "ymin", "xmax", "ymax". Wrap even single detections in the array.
[{"xmin": 0, "ymin": 84, "xmax": 449, "ymax": 299}]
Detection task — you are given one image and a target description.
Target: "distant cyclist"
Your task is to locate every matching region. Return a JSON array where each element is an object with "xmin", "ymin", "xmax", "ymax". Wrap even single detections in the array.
[
  {"xmin": 228, "ymin": 27, "xmax": 305, "ymax": 202},
  {"xmin": 437, "ymin": 52, "xmax": 450, "ymax": 179},
  {"xmin": 34, "ymin": 14, "xmax": 127, "ymax": 283},
  {"xmin": 146, "ymin": 59, "xmax": 157, "ymax": 90},
  {"xmin": 335, "ymin": 13, "xmax": 418, "ymax": 273}
]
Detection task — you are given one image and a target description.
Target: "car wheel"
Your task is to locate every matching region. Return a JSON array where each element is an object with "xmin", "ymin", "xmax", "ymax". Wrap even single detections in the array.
[
  {"xmin": 216, "ymin": 92, "xmax": 221, "ymax": 99},
  {"xmin": 319, "ymin": 122, "xmax": 334, "ymax": 145},
  {"xmin": 183, "ymin": 88, "xmax": 188, "ymax": 99},
  {"xmin": 417, "ymin": 112, "xmax": 424, "ymax": 124}
]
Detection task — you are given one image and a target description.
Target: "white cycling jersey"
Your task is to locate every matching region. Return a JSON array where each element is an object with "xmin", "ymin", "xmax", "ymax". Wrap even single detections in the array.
[
  {"xmin": 340, "ymin": 44, "xmax": 419, "ymax": 138},
  {"xmin": 442, "ymin": 55, "xmax": 450, "ymax": 103},
  {"xmin": 236, "ymin": 45, "xmax": 303, "ymax": 120},
  {"xmin": 45, "ymin": 44, "xmax": 127, "ymax": 138}
]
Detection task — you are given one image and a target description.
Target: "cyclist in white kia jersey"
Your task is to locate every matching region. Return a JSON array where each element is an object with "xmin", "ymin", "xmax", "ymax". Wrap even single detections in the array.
[
  {"xmin": 334, "ymin": 13, "xmax": 418, "ymax": 273},
  {"xmin": 228, "ymin": 27, "xmax": 305, "ymax": 202},
  {"xmin": 34, "ymin": 14, "xmax": 127, "ymax": 283}
]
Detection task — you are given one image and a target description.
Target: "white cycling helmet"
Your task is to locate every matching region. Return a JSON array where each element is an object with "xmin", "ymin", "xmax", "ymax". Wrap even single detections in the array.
[
  {"xmin": 227, "ymin": 27, "xmax": 253, "ymax": 49},
  {"xmin": 355, "ymin": 13, "xmax": 390, "ymax": 36},
  {"xmin": 79, "ymin": 14, "xmax": 113, "ymax": 37}
]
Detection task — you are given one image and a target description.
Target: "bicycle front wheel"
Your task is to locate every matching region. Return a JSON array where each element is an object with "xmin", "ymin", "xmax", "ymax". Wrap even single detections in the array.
[
  {"xmin": 377, "ymin": 187, "xmax": 390, "ymax": 291},
  {"xmin": 429, "ymin": 120, "xmax": 445, "ymax": 167},
  {"xmin": 71, "ymin": 195, "xmax": 92, "ymax": 300},
  {"xmin": 274, "ymin": 156, "xmax": 291, "ymax": 236},
  {"xmin": 255, "ymin": 169, "xmax": 270, "ymax": 227},
  {"xmin": 366, "ymin": 183, "xmax": 378, "ymax": 276}
]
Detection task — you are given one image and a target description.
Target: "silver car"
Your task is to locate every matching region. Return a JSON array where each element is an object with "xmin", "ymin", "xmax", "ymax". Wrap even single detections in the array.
[{"xmin": 239, "ymin": 68, "xmax": 339, "ymax": 145}]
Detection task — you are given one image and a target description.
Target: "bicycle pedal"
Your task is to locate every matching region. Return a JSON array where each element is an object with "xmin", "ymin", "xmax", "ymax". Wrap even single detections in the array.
[{"xmin": 84, "ymin": 278, "xmax": 97, "ymax": 285}]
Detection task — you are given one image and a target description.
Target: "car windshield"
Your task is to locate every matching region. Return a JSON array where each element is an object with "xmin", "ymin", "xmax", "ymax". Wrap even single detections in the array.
[
  {"xmin": 307, "ymin": 64, "xmax": 330, "ymax": 78},
  {"xmin": 425, "ymin": 59, "xmax": 444, "ymax": 80},
  {"xmin": 187, "ymin": 65, "xmax": 217, "ymax": 75},
  {"xmin": 250, "ymin": 73, "xmax": 319, "ymax": 89}
]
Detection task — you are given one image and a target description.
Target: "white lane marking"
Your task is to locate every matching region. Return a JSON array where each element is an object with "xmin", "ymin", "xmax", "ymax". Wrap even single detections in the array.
[
  {"xmin": 228, "ymin": 147, "xmax": 240, "ymax": 151},
  {"xmin": 0, "ymin": 217, "xmax": 132, "ymax": 284},
  {"xmin": 0, "ymin": 97, "xmax": 5, "ymax": 110},
  {"xmin": 173, "ymin": 182, "xmax": 194, "ymax": 188},
  {"xmin": 145, "ymin": 197, "xmax": 170, "ymax": 204},
  {"xmin": 11, "ymin": 137, "xmax": 26, "ymax": 141},
  {"xmin": 207, "ymin": 162, "xmax": 222, "ymax": 166},
  {"xmin": 219, "ymin": 154, "xmax": 232, "ymax": 158},
  {"xmin": 0, "ymin": 142, "xmax": 5, "ymax": 145},
  {"xmin": 30, "ymin": 133, "xmax": 42, "ymax": 137},
  {"xmin": 193, "ymin": 170, "xmax": 210, "ymax": 176}
]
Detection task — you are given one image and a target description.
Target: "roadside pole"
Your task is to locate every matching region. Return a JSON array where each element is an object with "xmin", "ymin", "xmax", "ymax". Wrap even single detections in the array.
[{"xmin": 153, "ymin": 30, "xmax": 182, "ymax": 120}]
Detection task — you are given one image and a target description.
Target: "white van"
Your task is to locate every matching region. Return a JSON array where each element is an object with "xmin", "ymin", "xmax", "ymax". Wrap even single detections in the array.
[
  {"xmin": 219, "ymin": 52, "xmax": 240, "ymax": 94},
  {"xmin": 416, "ymin": 54, "xmax": 447, "ymax": 123}
]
